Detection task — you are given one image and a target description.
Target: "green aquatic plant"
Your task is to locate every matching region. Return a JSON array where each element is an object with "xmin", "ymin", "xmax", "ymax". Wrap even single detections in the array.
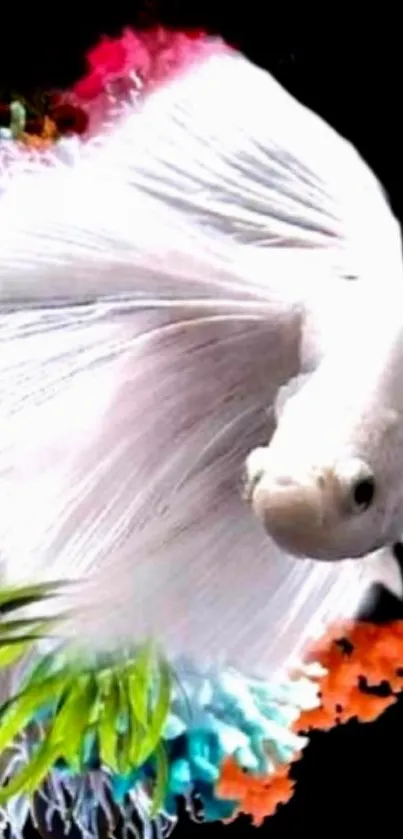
[
  {"xmin": 0, "ymin": 580, "xmax": 63, "ymax": 666},
  {"xmin": 0, "ymin": 581, "xmax": 172, "ymax": 813}
]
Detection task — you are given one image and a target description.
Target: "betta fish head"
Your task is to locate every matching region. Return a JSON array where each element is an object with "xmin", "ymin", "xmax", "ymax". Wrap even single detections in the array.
[{"xmin": 243, "ymin": 315, "xmax": 403, "ymax": 561}]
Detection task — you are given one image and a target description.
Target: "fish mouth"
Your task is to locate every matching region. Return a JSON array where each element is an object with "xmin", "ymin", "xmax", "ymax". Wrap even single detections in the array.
[
  {"xmin": 245, "ymin": 479, "xmax": 320, "ymax": 553},
  {"xmin": 241, "ymin": 463, "xmax": 264, "ymax": 505},
  {"xmin": 242, "ymin": 456, "xmax": 336, "ymax": 559},
  {"xmin": 241, "ymin": 447, "xmax": 297, "ymax": 505}
]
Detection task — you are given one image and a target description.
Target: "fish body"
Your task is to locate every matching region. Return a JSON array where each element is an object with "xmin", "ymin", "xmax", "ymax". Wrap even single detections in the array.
[{"xmin": 246, "ymin": 287, "xmax": 403, "ymax": 560}]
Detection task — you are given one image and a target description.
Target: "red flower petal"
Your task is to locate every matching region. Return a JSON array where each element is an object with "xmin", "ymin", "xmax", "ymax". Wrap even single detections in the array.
[
  {"xmin": 50, "ymin": 103, "xmax": 89, "ymax": 135},
  {"xmin": 73, "ymin": 71, "xmax": 105, "ymax": 102},
  {"xmin": 87, "ymin": 37, "xmax": 127, "ymax": 76},
  {"xmin": 184, "ymin": 28, "xmax": 206, "ymax": 40}
]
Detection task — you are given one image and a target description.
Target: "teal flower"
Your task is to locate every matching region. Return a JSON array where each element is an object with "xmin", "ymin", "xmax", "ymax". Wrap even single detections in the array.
[{"xmin": 159, "ymin": 661, "xmax": 321, "ymax": 819}]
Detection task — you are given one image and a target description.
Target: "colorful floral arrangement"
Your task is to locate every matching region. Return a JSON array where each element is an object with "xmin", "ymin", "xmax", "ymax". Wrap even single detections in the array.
[
  {"xmin": 0, "ymin": 580, "xmax": 402, "ymax": 838},
  {"xmin": 0, "ymin": 94, "xmax": 88, "ymax": 149},
  {"xmin": 0, "ymin": 26, "xmax": 207, "ymax": 151}
]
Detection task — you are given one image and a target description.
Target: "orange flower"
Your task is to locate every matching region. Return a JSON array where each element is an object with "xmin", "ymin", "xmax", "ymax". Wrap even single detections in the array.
[
  {"xmin": 20, "ymin": 133, "xmax": 51, "ymax": 150},
  {"xmin": 20, "ymin": 116, "xmax": 58, "ymax": 150}
]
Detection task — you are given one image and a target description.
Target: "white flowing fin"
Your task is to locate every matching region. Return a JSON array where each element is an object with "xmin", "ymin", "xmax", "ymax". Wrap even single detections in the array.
[
  {"xmin": 0, "ymin": 37, "xmax": 401, "ymax": 680},
  {"xmin": 0, "ymin": 43, "xmax": 400, "ymax": 307},
  {"xmin": 0, "ymin": 299, "xmax": 375, "ymax": 679}
]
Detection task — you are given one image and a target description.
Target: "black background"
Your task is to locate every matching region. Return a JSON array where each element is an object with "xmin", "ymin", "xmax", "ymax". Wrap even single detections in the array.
[{"xmin": 1, "ymin": 4, "xmax": 402, "ymax": 835}]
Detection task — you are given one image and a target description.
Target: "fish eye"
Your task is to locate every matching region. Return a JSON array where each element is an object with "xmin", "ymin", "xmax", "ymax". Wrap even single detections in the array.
[
  {"xmin": 334, "ymin": 458, "xmax": 376, "ymax": 515},
  {"xmin": 351, "ymin": 476, "xmax": 375, "ymax": 511}
]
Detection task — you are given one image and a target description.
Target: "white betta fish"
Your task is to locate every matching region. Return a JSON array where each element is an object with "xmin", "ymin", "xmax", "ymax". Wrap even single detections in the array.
[
  {"xmin": 0, "ymin": 34, "xmax": 402, "ymax": 680},
  {"xmin": 244, "ymin": 291, "xmax": 403, "ymax": 561}
]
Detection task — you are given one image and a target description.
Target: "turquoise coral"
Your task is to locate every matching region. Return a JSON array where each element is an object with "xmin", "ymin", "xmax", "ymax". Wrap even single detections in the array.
[
  {"xmin": 0, "ymin": 657, "xmax": 322, "ymax": 837},
  {"xmin": 161, "ymin": 661, "xmax": 321, "ymax": 819}
]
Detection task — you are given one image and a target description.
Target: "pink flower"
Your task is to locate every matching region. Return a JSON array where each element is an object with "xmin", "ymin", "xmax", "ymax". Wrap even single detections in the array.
[
  {"xmin": 73, "ymin": 30, "xmax": 150, "ymax": 101},
  {"xmin": 120, "ymin": 28, "xmax": 151, "ymax": 78},
  {"xmin": 87, "ymin": 36, "xmax": 128, "ymax": 77},
  {"xmin": 139, "ymin": 27, "xmax": 209, "ymax": 87},
  {"xmin": 72, "ymin": 27, "xmax": 209, "ymax": 104}
]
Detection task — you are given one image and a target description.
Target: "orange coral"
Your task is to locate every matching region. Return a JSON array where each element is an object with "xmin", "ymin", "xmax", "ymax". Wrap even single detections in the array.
[
  {"xmin": 297, "ymin": 621, "xmax": 403, "ymax": 733},
  {"xmin": 216, "ymin": 620, "xmax": 403, "ymax": 825},
  {"xmin": 216, "ymin": 757, "xmax": 297, "ymax": 826}
]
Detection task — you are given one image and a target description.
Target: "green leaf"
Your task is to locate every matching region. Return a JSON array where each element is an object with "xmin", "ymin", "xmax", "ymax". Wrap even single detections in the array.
[
  {"xmin": 116, "ymin": 673, "xmax": 133, "ymax": 775},
  {"xmin": 47, "ymin": 674, "xmax": 96, "ymax": 772},
  {"xmin": 127, "ymin": 711, "xmax": 146, "ymax": 769},
  {"xmin": 0, "ymin": 634, "xmax": 50, "ymax": 648},
  {"xmin": 97, "ymin": 673, "xmax": 120, "ymax": 772},
  {"xmin": 0, "ymin": 581, "xmax": 64, "ymax": 614},
  {"xmin": 0, "ymin": 638, "xmax": 35, "ymax": 669},
  {"xmin": 128, "ymin": 642, "xmax": 154, "ymax": 728},
  {"xmin": 150, "ymin": 743, "xmax": 169, "ymax": 816},
  {"xmin": 0, "ymin": 664, "xmax": 98, "ymax": 800},
  {"xmin": 136, "ymin": 657, "xmax": 171, "ymax": 766},
  {"xmin": 9, "ymin": 101, "xmax": 26, "ymax": 139},
  {"xmin": 126, "ymin": 651, "xmax": 152, "ymax": 766},
  {"xmin": 24, "ymin": 649, "xmax": 64, "ymax": 687},
  {"xmin": 49, "ymin": 674, "xmax": 94, "ymax": 753},
  {"xmin": 0, "ymin": 671, "xmax": 69, "ymax": 754},
  {"xmin": 0, "ymin": 618, "xmax": 59, "ymax": 658},
  {"xmin": 0, "ymin": 616, "xmax": 57, "ymax": 637}
]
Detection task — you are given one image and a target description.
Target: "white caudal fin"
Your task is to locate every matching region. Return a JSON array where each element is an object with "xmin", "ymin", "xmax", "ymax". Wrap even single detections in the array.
[{"xmin": 0, "ymin": 42, "xmax": 400, "ymax": 307}]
